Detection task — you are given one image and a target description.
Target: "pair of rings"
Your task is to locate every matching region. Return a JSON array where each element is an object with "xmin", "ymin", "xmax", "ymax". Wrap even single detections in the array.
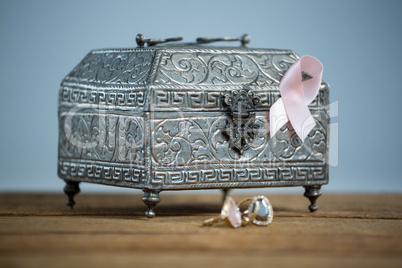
[{"xmin": 203, "ymin": 195, "xmax": 274, "ymax": 228}]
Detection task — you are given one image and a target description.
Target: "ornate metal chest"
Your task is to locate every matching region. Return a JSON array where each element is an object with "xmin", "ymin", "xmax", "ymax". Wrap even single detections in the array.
[{"xmin": 58, "ymin": 35, "xmax": 329, "ymax": 217}]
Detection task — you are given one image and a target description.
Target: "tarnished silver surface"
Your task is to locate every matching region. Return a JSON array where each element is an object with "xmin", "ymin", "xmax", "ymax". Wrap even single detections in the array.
[{"xmin": 58, "ymin": 36, "xmax": 330, "ymax": 217}]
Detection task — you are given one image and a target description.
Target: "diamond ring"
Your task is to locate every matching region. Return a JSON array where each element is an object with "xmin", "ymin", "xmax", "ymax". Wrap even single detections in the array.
[
  {"xmin": 203, "ymin": 195, "xmax": 273, "ymax": 228},
  {"xmin": 237, "ymin": 195, "xmax": 274, "ymax": 226}
]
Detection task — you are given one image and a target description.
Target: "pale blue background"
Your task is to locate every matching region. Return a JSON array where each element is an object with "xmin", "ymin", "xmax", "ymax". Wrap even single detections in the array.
[{"xmin": 0, "ymin": 0, "xmax": 401, "ymax": 193}]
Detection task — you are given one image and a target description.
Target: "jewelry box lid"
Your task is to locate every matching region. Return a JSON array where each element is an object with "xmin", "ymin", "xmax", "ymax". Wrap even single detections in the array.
[{"xmin": 59, "ymin": 34, "xmax": 328, "ymax": 113}]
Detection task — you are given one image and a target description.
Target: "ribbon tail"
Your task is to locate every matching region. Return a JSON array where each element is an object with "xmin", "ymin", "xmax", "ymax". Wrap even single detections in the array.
[
  {"xmin": 269, "ymin": 98, "xmax": 288, "ymax": 138},
  {"xmin": 293, "ymin": 113, "xmax": 316, "ymax": 142}
]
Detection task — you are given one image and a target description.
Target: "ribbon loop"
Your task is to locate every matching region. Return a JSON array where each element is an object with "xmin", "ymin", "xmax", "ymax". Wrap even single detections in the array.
[{"xmin": 269, "ymin": 55, "xmax": 323, "ymax": 142}]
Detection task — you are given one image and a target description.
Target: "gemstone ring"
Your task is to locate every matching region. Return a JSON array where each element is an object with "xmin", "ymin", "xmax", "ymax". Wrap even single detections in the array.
[
  {"xmin": 237, "ymin": 195, "xmax": 274, "ymax": 226},
  {"xmin": 203, "ymin": 195, "xmax": 243, "ymax": 228},
  {"xmin": 203, "ymin": 195, "xmax": 273, "ymax": 228}
]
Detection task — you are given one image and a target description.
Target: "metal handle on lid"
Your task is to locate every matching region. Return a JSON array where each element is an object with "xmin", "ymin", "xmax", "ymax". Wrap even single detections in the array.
[
  {"xmin": 136, "ymin": 34, "xmax": 183, "ymax": 48},
  {"xmin": 136, "ymin": 34, "xmax": 250, "ymax": 48},
  {"xmin": 196, "ymin": 34, "xmax": 250, "ymax": 47}
]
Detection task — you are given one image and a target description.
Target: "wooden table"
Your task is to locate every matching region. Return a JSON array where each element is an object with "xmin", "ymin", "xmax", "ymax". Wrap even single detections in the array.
[{"xmin": 0, "ymin": 193, "xmax": 401, "ymax": 267}]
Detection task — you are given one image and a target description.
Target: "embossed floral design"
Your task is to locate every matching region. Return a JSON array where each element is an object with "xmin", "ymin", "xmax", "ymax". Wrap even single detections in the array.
[
  {"xmin": 207, "ymin": 55, "xmax": 258, "ymax": 84},
  {"xmin": 152, "ymin": 120, "xmax": 213, "ymax": 165},
  {"xmin": 157, "ymin": 53, "xmax": 208, "ymax": 84},
  {"xmin": 208, "ymin": 116, "xmax": 267, "ymax": 161},
  {"xmin": 269, "ymin": 112, "xmax": 327, "ymax": 161},
  {"xmin": 66, "ymin": 52, "xmax": 154, "ymax": 85},
  {"xmin": 59, "ymin": 114, "xmax": 144, "ymax": 164},
  {"xmin": 154, "ymin": 52, "xmax": 298, "ymax": 87},
  {"xmin": 152, "ymin": 116, "xmax": 269, "ymax": 166}
]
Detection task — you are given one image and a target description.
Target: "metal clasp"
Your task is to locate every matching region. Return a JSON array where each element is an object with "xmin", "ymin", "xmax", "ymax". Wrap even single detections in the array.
[{"xmin": 222, "ymin": 89, "xmax": 261, "ymax": 154}]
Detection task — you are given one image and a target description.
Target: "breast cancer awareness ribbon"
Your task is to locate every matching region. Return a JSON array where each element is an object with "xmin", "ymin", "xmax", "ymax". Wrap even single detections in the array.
[{"xmin": 269, "ymin": 55, "xmax": 323, "ymax": 142}]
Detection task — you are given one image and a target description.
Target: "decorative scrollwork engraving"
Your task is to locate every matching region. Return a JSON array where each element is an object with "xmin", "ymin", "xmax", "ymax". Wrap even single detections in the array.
[
  {"xmin": 269, "ymin": 110, "xmax": 328, "ymax": 162},
  {"xmin": 151, "ymin": 116, "xmax": 269, "ymax": 166},
  {"xmin": 65, "ymin": 51, "xmax": 154, "ymax": 85},
  {"xmin": 154, "ymin": 52, "xmax": 298, "ymax": 87},
  {"xmin": 152, "ymin": 120, "xmax": 213, "ymax": 166},
  {"xmin": 59, "ymin": 114, "xmax": 145, "ymax": 165},
  {"xmin": 150, "ymin": 112, "xmax": 327, "ymax": 167},
  {"xmin": 222, "ymin": 89, "xmax": 261, "ymax": 154}
]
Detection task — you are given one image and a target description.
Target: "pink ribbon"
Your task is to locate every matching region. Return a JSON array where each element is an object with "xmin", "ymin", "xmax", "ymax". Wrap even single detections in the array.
[{"xmin": 270, "ymin": 55, "xmax": 323, "ymax": 142}]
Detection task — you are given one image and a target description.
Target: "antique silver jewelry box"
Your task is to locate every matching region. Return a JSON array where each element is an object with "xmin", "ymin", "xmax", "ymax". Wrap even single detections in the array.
[{"xmin": 58, "ymin": 35, "xmax": 330, "ymax": 217}]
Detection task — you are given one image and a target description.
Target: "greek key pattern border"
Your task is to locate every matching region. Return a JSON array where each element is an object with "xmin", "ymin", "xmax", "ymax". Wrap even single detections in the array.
[
  {"xmin": 152, "ymin": 89, "xmax": 324, "ymax": 111},
  {"xmin": 59, "ymin": 85, "xmax": 146, "ymax": 109},
  {"xmin": 58, "ymin": 86, "xmax": 327, "ymax": 111},
  {"xmin": 58, "ymin": 160, "xmax": 146, "ymax": 183},
  {"xmin": 151, "ymin": 165, "xmax": 326, "ymax": 185}
]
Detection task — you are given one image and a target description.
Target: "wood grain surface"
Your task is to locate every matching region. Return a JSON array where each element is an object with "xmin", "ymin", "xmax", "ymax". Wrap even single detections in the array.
[{"xmin": 0, "ymin": 192, "xmax": 401, "ymax": 268}]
